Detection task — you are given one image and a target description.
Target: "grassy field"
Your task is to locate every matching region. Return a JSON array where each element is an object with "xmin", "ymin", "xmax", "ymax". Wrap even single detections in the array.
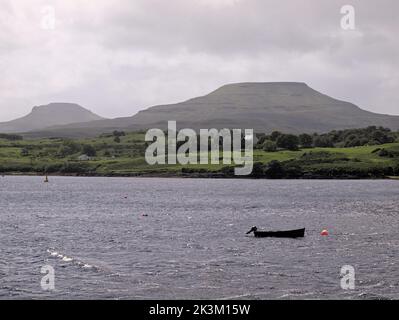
[{"xmin": 0, "ymin": 132, "xmax": 398, "ymax": 178}]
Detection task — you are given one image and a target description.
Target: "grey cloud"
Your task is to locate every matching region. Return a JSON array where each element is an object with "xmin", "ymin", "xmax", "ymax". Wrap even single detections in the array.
[{"xmin": 0, "ymin": 0, "xmax": 398, "ymax": 121}]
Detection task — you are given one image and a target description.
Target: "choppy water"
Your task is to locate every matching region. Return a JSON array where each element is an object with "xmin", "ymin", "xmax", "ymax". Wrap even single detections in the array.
[{"xmin": 0, "ymin": 176, "xmax": 398, "ymax": 300}]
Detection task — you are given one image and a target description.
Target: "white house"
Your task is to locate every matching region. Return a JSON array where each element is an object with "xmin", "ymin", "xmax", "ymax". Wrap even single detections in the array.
[{"xmin": 77, "ymin": 154, "xmax": 91, "ymax": 161}]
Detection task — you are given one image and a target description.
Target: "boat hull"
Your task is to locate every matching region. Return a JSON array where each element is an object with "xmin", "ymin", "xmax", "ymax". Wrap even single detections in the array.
[{"xmin": 253, "ymin": 228, "xmax": 305, "ymax": 238}]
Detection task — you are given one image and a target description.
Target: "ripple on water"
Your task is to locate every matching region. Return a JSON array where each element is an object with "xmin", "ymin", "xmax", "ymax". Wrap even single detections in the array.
[{"xmin": 1, "ymin": 177, "xmax": 398, "ymax": 299}]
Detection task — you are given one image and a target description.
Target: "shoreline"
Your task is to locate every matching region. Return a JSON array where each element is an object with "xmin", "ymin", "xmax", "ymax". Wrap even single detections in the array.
[{"xmin": 2, "ymin": 172, "xmax": 398, "ymax": 180}]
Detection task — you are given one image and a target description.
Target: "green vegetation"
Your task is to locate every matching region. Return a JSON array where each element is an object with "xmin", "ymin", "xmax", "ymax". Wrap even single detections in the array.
[
  {"xmin": 0, "ymin": 127, "xmax": 398, "ymax": 178},
  {"xmin": 256, "ymin": 126, "xmax": 397, "ymax": 150}
]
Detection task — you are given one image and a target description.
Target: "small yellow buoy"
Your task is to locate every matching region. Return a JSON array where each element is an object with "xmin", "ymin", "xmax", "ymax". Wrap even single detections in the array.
[{"xmin": 321, "ymin": 229, "xmax": 329, "ymax": 236}]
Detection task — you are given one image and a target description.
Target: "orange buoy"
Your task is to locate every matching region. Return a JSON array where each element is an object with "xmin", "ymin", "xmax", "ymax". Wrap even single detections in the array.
[{"xmin": 321, "ymin": 229, "xmax": 329, "ymax": 236}]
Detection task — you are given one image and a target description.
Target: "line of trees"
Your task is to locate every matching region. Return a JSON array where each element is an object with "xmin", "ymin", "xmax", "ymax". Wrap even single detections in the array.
[
  {"xmin": 0, "ymin": 133, "xmax": 23, "ymax": 141},
  {"xmin": 256, "ymin": 126, "xmax": 398, "ymax": 151},
  {"xmin": 55, "ymin": 140, "xmax": 97, "ymax": 158},
  {"xmin": 248, "ymin": 159, "xmax": 399, "ymax": 179}
]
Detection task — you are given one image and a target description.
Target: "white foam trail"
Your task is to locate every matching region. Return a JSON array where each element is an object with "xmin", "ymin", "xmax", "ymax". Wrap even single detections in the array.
[
  {"xmin": 62, "ymin": 256, "xmax": 73, "ymax": 262},
  {"xmin": 47, "ymin": 249, "xmax": 61, "ymax": 257},
  {"xmin": 47, "ymin": 249, "xmax": 98, "ymax": 271}
]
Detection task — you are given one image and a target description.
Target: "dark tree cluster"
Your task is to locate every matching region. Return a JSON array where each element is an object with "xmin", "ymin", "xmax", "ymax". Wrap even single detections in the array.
[
  {"xmin": 256, "ymin": 126, "xmax": 397, "ymax": 151},
  {"xmin": 0, "ymin": 133, "xmax": 23, "ymax": 141},
  {"xmin": 256, "ymin": 131, "xmax": 300, "ymax": 151},
  {"xmin": 248, "ymin": 159, "xmax": 399, "ymax": 179},
  {"xmin": 112, "ymin": 131, "xmax": 126, "ymax": 143},
  {"xmin": 56, "ymin": 140, "xmax": 97, "ymax": 157},
  {"xmin": 251, "ymin": 161, "xmax": 303, "ymax": 179},
  {"xmin": 317, "ymin": 126, "xmax": 396, "ymax": 147}
]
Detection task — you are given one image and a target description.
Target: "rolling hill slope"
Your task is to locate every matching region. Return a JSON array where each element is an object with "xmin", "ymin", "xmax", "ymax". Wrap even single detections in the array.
[
  {"xmin": 12, "ymin": 83, "xmax": 399, "ymax": 137},
  {"xmin": 0, "ymin": 103, "xmax": 105, "ymax": 133}
]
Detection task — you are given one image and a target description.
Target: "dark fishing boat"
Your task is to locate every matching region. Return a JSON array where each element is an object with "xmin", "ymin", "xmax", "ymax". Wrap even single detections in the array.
[{"xmin": 246, "ymin": 226, "xmax": 305, "ymax": 238}]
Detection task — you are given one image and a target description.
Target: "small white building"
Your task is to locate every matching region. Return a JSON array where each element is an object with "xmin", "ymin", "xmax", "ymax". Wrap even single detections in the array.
[{"xmin": 77, "ymin": 154, "xmax": 91, "ymax": 161}]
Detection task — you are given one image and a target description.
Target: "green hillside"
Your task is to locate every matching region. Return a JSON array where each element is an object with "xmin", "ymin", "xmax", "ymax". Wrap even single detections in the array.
[{"xmin": 0, "ymin": 129, "xmax": 398, "ymax": 178}]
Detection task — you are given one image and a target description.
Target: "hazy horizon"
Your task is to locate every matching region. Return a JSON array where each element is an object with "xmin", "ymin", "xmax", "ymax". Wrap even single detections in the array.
[{"xmin": 1, "ymin": 0, "xmax": 398, "ymax": 122}]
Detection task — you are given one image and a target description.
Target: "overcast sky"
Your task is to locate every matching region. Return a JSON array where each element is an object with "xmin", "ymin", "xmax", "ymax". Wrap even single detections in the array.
[{"xmin": 1, "ymin": 0, "xmax": 398, "ymax": 121}]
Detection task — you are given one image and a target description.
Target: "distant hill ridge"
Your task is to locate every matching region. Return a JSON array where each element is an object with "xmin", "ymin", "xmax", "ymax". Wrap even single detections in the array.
[
  {"xmin": 0, "ymin": 103, "xmax": 105, "ymax": 133},
  {"xmin": 2, "ymin": 83, "xmax": 399, "ymax": 138},
  {"xmin": 124, "ymin": 82, "xmax": 399, "ymax": 133}
]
